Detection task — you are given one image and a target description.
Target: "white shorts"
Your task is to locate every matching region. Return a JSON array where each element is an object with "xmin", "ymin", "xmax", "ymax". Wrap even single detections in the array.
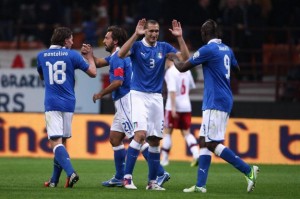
[
  {"xmin": 130, "ymin": 90, "xmax": 164, "ymax": 139},
  {"xmin": 199, "ymin": 109, "xmax": 229, "ymax": 142},
  {"xmin": 111, "ymin": 93, "xmax": 134, "ymax": 139},
  {"xmin": 45, "ymin": 111, "xmax": 73, "ymax": 139}
]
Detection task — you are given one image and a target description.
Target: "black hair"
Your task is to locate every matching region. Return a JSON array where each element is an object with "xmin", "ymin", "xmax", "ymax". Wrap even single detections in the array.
[
  {"xmin": 107, "ymin": 26, "xmax": 128, "ymax": 46},
  {"xmin": 201, "ymin": 19, "xmax": 219, "ymax": 38},
  {"xmin": 50, "ymin": 27, "xmax": 72, "ymax": 46}
]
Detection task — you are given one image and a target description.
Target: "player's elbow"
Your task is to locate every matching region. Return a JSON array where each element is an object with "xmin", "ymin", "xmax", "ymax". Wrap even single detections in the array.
[
  {"xmin": 176, "ymin": 64, "xmax": 189, "ymax": 72},
  {"xmin": 90, "ymin": 71, "xmax": 97, "ymax": 78},
  {"xmin": 177, "ymin": 67, "xmax": 187, "ymax": 72},
  {"xmin": 114, "ymin": 80, "xmax": 123, "ymax": 87},
  {"xmin": 87, "ymin": 69, "xmax": 97, "ymax": 78}
]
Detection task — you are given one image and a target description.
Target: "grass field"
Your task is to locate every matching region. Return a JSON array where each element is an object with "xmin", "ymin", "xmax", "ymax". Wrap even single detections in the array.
[{"xmin": 0, "ymin": 157, "xmax": 299, "ymax": 199}]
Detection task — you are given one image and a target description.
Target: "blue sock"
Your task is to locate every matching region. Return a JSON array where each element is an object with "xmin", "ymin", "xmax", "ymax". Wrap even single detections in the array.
[
  {"xmin": 124, "ymin": 146, "xmax": 140, "ymax": 175},
  {"xmin": 141, "ymin": 147, "xmax": 148, "ymax": 161},
  {"xmin": 157, "ymin": 164, "xmax": 166, "ymax": 177},
  {"xmin": 196, "ymin": 155, "xmax": 211, "ymax": 187},
  {"xmin": 54, "ymin": 145, "xmax": 74, "ymax": 177},
  {"xmin": 50, "ymin": 158, "xmax": 62, "ymax": 183},
  {"xmin": 220, "ymin": 147, "xmax": 251, "ymax": 174},
  {"xmin": 141, "ymin": 147, "xmax": 165, "ymax": 176},
  {"xmin": 148, "ymin": 152, "xmax": 160, "ymax": 181},
  {"xmin": 114, "ymin": 148, "xmax": 126, "ymax": 180}
]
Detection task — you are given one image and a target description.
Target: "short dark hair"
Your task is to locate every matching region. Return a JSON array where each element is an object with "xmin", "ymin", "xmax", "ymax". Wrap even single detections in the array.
[
  {"xmin": 107, "ymin": 26, "xmax": 128, "ymax": 47},
  {"xmin": 145, "ymin": 19, "xmax": 159, "ymax": 29},
  {"xmin": 201, "ymin": 19, "xmax": 218, "ymax": 38},
  {"xmin": 50, "ymin": 27, "xmax": 72, "ymax": 46}
]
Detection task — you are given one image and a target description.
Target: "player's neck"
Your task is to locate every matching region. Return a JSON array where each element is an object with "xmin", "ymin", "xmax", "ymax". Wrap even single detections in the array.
[{"xmin": 111, "ymin": 47, "xmax": 120, "ymax": 55}]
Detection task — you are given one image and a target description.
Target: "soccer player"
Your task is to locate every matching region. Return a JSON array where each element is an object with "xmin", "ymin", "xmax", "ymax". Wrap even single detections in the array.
[
  {"xmin": 83, "ymin": 26, "xmax": 169, "ymax": 188},
  {"xmin": 37, "ymin": 27, "xmax": 97, "ymax": 188},
  {"xmin": 118, "ymin": 18, "xmax": 189, "ymax": 190},
  {"xmin": 161, "ymin": 59, "xmax": 200, "ymax": 167},
  {"xmin": 167, "ymin": 19, "xmax": 259, "ymax": 193},
  {"xmin": 90, "ymin": 25, "xmax": 133, "ymax": 187}
]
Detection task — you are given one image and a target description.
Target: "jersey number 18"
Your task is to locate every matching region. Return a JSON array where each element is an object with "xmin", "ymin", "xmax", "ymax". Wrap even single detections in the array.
[{"xmin": 46, "ymin": 61, "xmax": 66, "ymax": 85}]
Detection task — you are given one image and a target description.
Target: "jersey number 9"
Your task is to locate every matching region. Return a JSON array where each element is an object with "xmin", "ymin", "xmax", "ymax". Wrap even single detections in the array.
[{"xmin": 224, "ymin": 55, "xmax": 230, "ymax": 79}]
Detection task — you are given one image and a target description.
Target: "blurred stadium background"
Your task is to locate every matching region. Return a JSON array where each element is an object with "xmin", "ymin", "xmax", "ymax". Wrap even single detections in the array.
[{"xmin": 0, "ymin": 0, "xmax": 299, "ymax": 165}]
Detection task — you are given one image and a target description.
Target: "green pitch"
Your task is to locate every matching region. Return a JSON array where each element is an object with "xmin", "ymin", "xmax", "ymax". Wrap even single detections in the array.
[{"xmin": 0, "ymin": 157, "xmax": 299, "ymax": 199}]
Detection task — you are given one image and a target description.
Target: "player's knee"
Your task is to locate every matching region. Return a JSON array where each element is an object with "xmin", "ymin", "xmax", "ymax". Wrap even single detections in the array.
[
  {"xmin": 206, "ymin": 142, "xmax": 219, "ymax": 152},
  {"xmin": 110, "ymin": 139, "xmax": 121, "ymax": 147},
  {"xmin": 109, "ymin": 136, "xmax": 122, "ymax": 146},
  {"xmin": 199, "ymin": 136, "xmax": 206, "ymax": 148},
  {"xmin": 134, "ymin": 131, "xmax": 146, "ymax": 144},
  {"xmin": 147, "ymin": 136, "xmax": 161, "ymax": 146}
]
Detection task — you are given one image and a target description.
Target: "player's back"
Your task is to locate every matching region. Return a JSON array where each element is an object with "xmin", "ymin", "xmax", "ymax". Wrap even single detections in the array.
[
  {"xmin": 201, "ymin": 40, "xmax": 237, "ymax": 112},
  {"xmin": 37, "ymin": 46, "xmax": 89, "ymax": 112}
]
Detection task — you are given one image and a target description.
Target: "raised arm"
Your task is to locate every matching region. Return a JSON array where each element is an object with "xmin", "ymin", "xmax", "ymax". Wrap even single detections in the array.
[
  {"xmin": 166, "ymin": 53, "xmax": 194, "ymax": 72},
  {"xmin": 81, "ymin": 44, "xmax": 109, "ymax": 68},
  {"xmin": 83, "ymin": 47, "xmax": 97, "ymax": 77},
  {"xmin": 118, "ymin": 18, "xmax": 146, "ymax": 58},
  {"xmin": 169, "ymin": 20, "xmax": 190, "ymax": 61}
]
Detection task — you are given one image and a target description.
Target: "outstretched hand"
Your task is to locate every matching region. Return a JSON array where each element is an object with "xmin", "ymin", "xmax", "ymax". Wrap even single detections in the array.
[
  {"xmin": 135, "ymin": 18, "xmax": 146, "ymax": 36},
  {"xmin": 81, "ymin": 43, "xmax": 92, "ymax": 55},
  {"xmin": 169, "ymin": 19, "xmax": 183, "ymax": 37}
]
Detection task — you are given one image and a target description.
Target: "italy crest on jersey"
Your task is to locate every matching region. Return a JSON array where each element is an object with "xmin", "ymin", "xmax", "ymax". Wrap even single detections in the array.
[{"xmin": 157, "ymin": 52, "xmax": 162, "ymax": 59}]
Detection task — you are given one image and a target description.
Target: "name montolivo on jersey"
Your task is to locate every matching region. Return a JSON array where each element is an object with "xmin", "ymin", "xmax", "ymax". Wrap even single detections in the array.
[{"xmin": 43, "ymin": 51, "xmax": 68, "ymax": 57}]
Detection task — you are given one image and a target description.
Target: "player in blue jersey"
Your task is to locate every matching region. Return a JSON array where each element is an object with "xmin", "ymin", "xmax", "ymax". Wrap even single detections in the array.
[
  {"xmin": 83, "ymin": 25, "xmax": 169, "ymax": 188},
  {"xmin": 37, "ymin": 27, "xmax": 97, "ymax": 188},
  {"xmin": 167, "ymin": 19, "xmax": 259, "ymax": 193},
  {"xmin": 118, "ymin": 18, "xmax": 189, "ymax": 190},
  {"xmin": 91, "ymin": 26, "xmax": 133, "ymax": 188}
]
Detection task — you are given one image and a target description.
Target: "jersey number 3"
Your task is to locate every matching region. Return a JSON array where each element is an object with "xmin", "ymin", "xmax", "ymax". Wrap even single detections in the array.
[{"xmin": 46, "ymin": 61, "xmax": 66, "ymax": 85}]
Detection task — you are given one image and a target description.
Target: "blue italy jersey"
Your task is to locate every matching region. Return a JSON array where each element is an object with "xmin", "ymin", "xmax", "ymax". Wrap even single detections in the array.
[
  {"xmin": 109, "ymin": 51, "xmax": 132, "ymax": 101},
  {"xmin": 189, "ymin": 39, "xmax": 238, "ymax": 113},
  {"xmin": 37, "ymin": 45, "xmax": 89, "ymax": 112},
  {"xmin": 130, "ymin": 38, "xmax": 177, "ymax": 93}
]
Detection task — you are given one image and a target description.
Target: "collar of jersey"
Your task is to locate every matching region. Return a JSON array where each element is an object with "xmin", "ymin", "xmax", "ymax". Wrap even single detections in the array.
[
  {"xmin": 49, "ymin": 45, "xmax": 66, "ymax": 49},
  {"xmin": 111, "ymin": 47, "xmax": 120, "ymax": 57},
  {"xmin": 142, "ymin": 38, "xmax": 157, "ymax": 47},
  {"xmin": 208, "ymin": 38, "xmax": 222, "ymax": 44}
]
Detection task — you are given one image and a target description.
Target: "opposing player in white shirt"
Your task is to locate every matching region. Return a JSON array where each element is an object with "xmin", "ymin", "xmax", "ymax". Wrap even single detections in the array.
[
  {"xmin": 167, "ymin": 19, "xmax": 259, "ymax": 193},
  {"xmin": 161, "ymin": 59, "xmax": 200, "ymax": 167}
]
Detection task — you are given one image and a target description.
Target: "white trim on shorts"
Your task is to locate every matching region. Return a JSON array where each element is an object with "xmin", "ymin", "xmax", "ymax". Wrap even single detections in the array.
[
  {"xmin": 45, "ymin": 111, "xmax": 73, "ymax": 139},
  {"xmin": 199, "ymin": 109, "xmax": 229, "ymax": 142}
]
